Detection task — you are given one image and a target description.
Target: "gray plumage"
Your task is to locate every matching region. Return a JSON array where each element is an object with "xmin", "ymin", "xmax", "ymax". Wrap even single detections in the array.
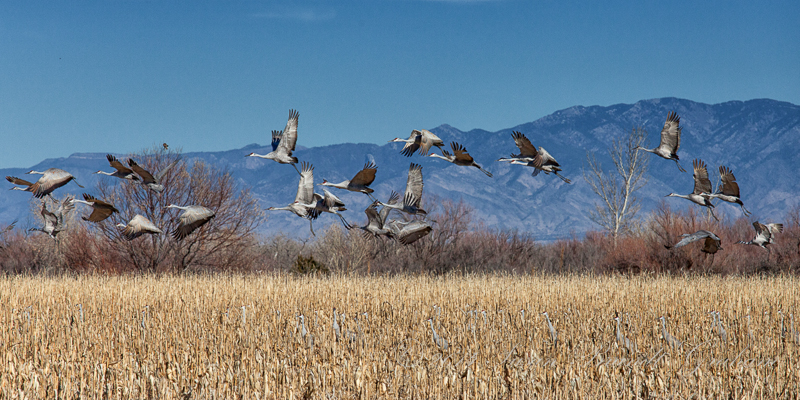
[
  {"xmin": 707, "ymin": 165, "xmax": 750, "ymax": 215},
  {"xmin": 386, "ymin": 219, "xmax": 432, "ymax": 245},
  {"xmin": 25, "ymin": 168, "xmax": 84, "ymax": 198},
  {"xmin": 635, "ymin": 111, "xmax": 686, "ymax": 172},
  {"xmin": 319, "ymin": 161, "xmax": 378, "ymax": 199},
  {"xmin": 378, "ymin": 163, "xmax": 426, "ymax": 215},
  {"xmin": 665, "ymin": 159, "xmax": 718, "ymax": 221},
  {"xmin": 247, "ymin": 109, "xmax": 300, "ymax": 174},
  {"xmin": 669, "ymin": 230, "xmax": 722, "ymax": 254},
  {"xmin": 390, "ymin": 129, "xmax": 444, "ymax": 157},
  {"xmin": 116, "ymin": 214, "xmax": 163, "ymax": 240},
  {"xmin": 497, "ymin": 131, "xmax": 571, "ymax": 183},
  {"xmin": 96, "ymin": 154, "xmax": 140, "ymax": 181},
  {"xmin": 165, "ymin": 204, "xmax": 215, "ymax": 240},
  {"xmin": 71, "ymin": 193, "xmax": 119, "ymax": 223},
  {"xmin": 268, "ymin": 161, "xmax": 317, "ymax": 234},
  {"xmin": 29, "ymin": 197, "xmax": 74, "ymax": 238},
  {"xmin": 737, "ymin": 221, "xmax": 783, "ymax": 252},
  {"xmin": 659, "ymin": 316, "xmax": 682, "ymax": 349}
]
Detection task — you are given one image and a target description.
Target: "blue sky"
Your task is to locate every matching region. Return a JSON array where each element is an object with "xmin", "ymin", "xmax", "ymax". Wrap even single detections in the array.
[{"xmin": 2, "ymin": 0, "xmax": 798, "ymax": 169}]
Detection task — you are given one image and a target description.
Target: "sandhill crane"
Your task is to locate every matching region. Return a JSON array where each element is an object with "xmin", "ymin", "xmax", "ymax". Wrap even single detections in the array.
[
  {"xmin": 29, "ymin": 197, "xmax": 74, "ymax": 238},
  {"xmin": 706, "ymin": 165, "xmax": 750, "ymax": 215},
  {"xmin": 377, "ymin": 163, "xmax": 426, "ymax": 215},
  {"xmin": 300, "ymin": 188, "xmax": 351, "ymax": 229},
  {"xmin": 164, "ymin": 204, "xmax": 215, "ymax": 240},
  {"xmin": 71, "ymin": 193, "xmax": 119, "ymax": 222},
  {"xmin": 709, "ymin": 311, "xmax": 727, "ymax": 343},
  {"xmin": 246, "ymin": 109, "xmax": 300, "ymax": 174},
  {"xmin": 116, "ymin": 214, "xmax": 163, "ymax": 240},
  {"xmin": 332, "ymin": 307, "xmax": 341, "ymax": 342},
  {"xmin": 268, "ymin": 161, "xmax": 318, "ymax": 234},
  {"xmin": 386, "ymin": 219, "xmax": 432, "ymax": 245},
  {"xmin": 350, "ymin": 193, "xmax": 399, "ymax": 239},
  {"xmin": 319, "ymin": 161, "xmax": 378, "ymax": 200},
  {"xmin": 542, "ymin": 311, "xmax": 558, "ymax": 346},
  {"xmin": 659, "ymin": 316, "xmax": 682, "ymax": 349},
  {"xmin": 389, "ymin": 129, "xmax": 444, "ymax": 157},
  {"xmin": 426, "ymin": 318, "xmax": 449, "ymax": 350},
  {"xmin": 128, "ymin": 157, "xmax": 180, "ymax": 193},
  {"xmin": 428, "ymin": 141, "xmax": 493, "ymax": 177},
  {"xmin": 666, "ymin": 230, "xmax": 723, "ymax": 268},
  {"xmin": 26, "ymin": 168, "xmax": 84, "ymax": 198},
  {"xmin": 614, "ymin": 316, "xmax": 635, "ymax": 354},
  {"xmin": 737, "ymin": 221, "xmax": 783, "ymax": 254},
  {"xmin": 95, "ymin": 154, "xmax": 140, "ymax": 181},
  {"xmin": 635, "ymin": 111, "xmax": 686, "ymax": 172},
  {"xmin": 791, "ymin": 314, "xmax": 800, "ymax": 345},
  {"xmin": 298, "ymin": 314, "xmax": 314, "ymax": 348},
  {"xmin": 6, "ymin": 176, "xmax": 35, "ymax": 192},
  {"xmin": 497, "ymin": 131, "xmax": 571, "ymax": 183},
  {"xmin": 665, "ymin": 159, "xmax": 718, "ymax": 221}
]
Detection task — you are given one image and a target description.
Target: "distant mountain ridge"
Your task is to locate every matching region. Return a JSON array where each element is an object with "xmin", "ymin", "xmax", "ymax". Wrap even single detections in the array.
[{"xmin": 2, "ymin": 98, "xmax": 799, "ymax": 240}]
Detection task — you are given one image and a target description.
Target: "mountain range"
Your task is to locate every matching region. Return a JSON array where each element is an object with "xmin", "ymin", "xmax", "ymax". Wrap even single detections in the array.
[{"xmin": 2, "ymin": 97, "xmax": 799, "ymax": 241}]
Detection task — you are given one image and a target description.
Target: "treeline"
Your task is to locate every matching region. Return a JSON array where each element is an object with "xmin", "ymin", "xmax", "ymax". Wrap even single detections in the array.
[{"xmin": 1, "ymin": 194, "xmax": 798, "ymax": 276}]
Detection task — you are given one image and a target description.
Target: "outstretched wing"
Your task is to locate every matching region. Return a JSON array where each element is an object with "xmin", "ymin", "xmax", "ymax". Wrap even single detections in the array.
[
  {"xmin": 450, "ymin": 142, "xmax": 474, "ymax": 163},
  {"xmin": 107, "ymin": 154, "xmax": 134, "ymax": 175},
  {"xmin": 127, "ymin": 158, "xmax": 156, "ymax": 184},
  {"xmin": 673, "ymin": 230, "xmax": 715, "ymax": 249},
  {"xmin": 404, "ymin": 163, "xmax": 424, "ymax": 204},
  {"xmin": 536, "ymin": 147, "xmax": 559, "ymax": 168},
  {"xmin": 718, "ymin": 165, "xmax": 740, "ymax": 197},
  {"xmin": 174, "ymin": 206, "xmax": 215, "ymax": 240},
  {"xmin": 270, "ymin": 130, "xmax": 282, "ymax": 152},
  {"xmin": 350, "ymin": 161, "xmax": 377, "ymax": 187},
  {"xmin": 692, "ymin": 159, "xmax": 713, "ymax": 195},
  {"xmin": 155, "ymin": 158, "xmax": 181, "ymax": 182},
  {"xmin": 658, "ymin": 111, "xmax": 681, "ymax": 155},
  {"xmin": 512, "ymin": 131, "xmax": 539, "ymax": 158},
  {"xmin": 295, "ymin": 162, "xmax": 315, "ymax": 204},
  {"xmin": 400, "ymin": 130, "xmax": 422, "ymax": 157},
  {"xmin": 278, "ymin": 109, "xmax": 299, "ymax": 153},
  {"xmin": 81, "ymin": 193, "xmax": 118, "ymax": 222},
  {"xmin": 378, "ymin": 191, "xmax": 400, "ymax": 225},
  {"xmin": 752, "ymin": 221, "xmax": 771, "ymax": 241},
  {"xmin": 6, "ymin": 176, "xmax": 33, "ymax": 187}
]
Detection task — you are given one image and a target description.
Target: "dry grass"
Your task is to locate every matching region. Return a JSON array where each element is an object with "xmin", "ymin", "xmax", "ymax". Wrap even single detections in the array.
[{"xmin": 2, "ymin": 273, "xmax": 799, "ymax": 399}]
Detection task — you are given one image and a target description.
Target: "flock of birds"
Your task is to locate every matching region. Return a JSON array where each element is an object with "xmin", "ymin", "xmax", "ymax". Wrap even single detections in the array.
[
  {"xmin": 4, "ymin": 148, "xmax": 214, "ymax": 241},
  {"xmin": 1, "ymin": 109, "xmax": 784, "ymax": 253}
]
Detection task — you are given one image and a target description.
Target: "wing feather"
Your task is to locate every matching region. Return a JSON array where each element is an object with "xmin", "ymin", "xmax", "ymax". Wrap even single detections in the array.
[
  {"xmin": 692, "ymin": 159, "xmax": 713, "ymax": 195},
  {"xmin": 350, "ymin": 161, "xmax": 377, "ymax": 186}
]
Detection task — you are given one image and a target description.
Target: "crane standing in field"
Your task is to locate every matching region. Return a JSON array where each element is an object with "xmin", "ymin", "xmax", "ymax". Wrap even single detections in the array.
[
  {"xmin": 25, "ymin": 168, "xmax": 84, "ymax": 198},
  {"xmin": 635, "ymin": 111, "xmax": 686, "ymax": 172},
  {"xmin": 389, "ymin": 129, "xmax": 445, "ymax": 157},
  {"xmin": 428, "ymin": 141, "xmax": 493, "ymax": 177},
  {"xmin": 659, "ymin": 316, "xmax": 682, "ymax": 349},
  {"xmin": 116, "ymin": 214, "xmax": 163, "ymax": 240},
  {"xmin": 614, "ymin": 316, "xmax": 635, "ymax": 354},
  {"xmin": 246, "ymin": 109, "xmax": 301, "ymax": 174},
  {"xmin": 165, "ymin": 204, "xmax": 216, "ymax": 240},
  {"xmin": 665, "ymin": 159, "xmax": 718, "ymax": 221},
  {"xmin": 542, "ymin": 311, "xmax": 558, "ymax": 347},
  {"xmin": 71, "ymin": 193, "xmax": 119, "ymax": 223},
  {"xmin": 426, "ymin": 318, "xmax": 449, "ymax": 350},
  {"xmin": 319, "ymin": 161, "xmax": 378, "ymax": 201},
  {"xmin": 95, "ymin": 154, "xmax": 140, "ymax": 181}
]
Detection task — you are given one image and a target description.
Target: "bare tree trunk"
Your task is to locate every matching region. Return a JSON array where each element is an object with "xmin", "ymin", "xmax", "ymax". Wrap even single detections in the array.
[{"xmin": 583, "ymin": 127, "xmax": 650, "ymax": 244}]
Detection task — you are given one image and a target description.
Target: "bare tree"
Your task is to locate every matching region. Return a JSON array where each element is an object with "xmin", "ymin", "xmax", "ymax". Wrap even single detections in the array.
[
  {"xmin": 584, "ymin": 127, "xmax": 650, "ymax": 242},
  {"xmin": 91, "ymin": 146, "xmax": 262, "ymax": 272}
]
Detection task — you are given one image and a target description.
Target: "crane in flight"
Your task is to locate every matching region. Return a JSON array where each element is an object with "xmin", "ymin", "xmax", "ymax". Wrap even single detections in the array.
[
  {"xmin": 737, "ymin": 221, "xmax": 783, "ymax": 255},
  {"xmin": 635, "ymin": 111, "xmax": 685, "ymax": 172},
  {"xmin": 268, "ymin": 162, "xmax": 318, "ymax": 235},
  {"xmin": 350, "ymin": 193, "xmax": 399, "ymax": 239},
  {"xmin": 95, "ymin": 154, "xmax": 140, "ymax": 181},
  {"xmin": 71, "ymin": 193, "xmax": 119, "ymax": 223},
  {"xmin": 377, "ymin": 163, "xmax": 426, "ymax": 215},
  {"xmin": 389, "ymin": 129, "xmax": 444, "ymax": 157},
  {"xmin": 665, "ymin": 230, "xmax": 723, "ymax": 268},
  {"xmin": 25, "ymin": 168, "xmax": 84, "ymax": 198},
  {"xmin": 319, "ymin": 161, "xmax": 378, "ymax": 200},
  {"xmin": 165, "ymin": 204, "xmax": 215, "ymax": 240},
  {"xmin": 497, "ymin": 131, "xmax": 571, "ymax": 183},
  {"xmin": 246, "ymin": 109, "xmax": 301, "ymax": 174},
  {"xmin": 29, "ymin": 197, "xmax": 74, "ymax": 239},
  {"xmin": 706, "ymin": 165, "xmax": 750, "ymax": 216},
  {"xmin": 428, "ymin": 141, "xmax": 493, "ymax": 177},
  {"xmin": 116, "ymin": 215, "xmax": 163, "ymax": 240},
  {"xmin": 665, "ymin": 159, "xmax": 718, "ymax": 221},
  {"xmin": 128, "ymin": 157, "xmax": 180, "ymax": 193}
]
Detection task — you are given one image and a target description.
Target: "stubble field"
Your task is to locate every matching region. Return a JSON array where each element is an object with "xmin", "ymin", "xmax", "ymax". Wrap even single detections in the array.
[{"xmin": 2, "ymin": 273, "xmax": 799, "ymax": 399}]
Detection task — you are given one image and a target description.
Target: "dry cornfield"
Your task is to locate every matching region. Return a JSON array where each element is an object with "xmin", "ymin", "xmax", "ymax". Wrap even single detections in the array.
[{"xmin": 2, "ymin": 273, "xmax": 799, "ymax": 399}]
